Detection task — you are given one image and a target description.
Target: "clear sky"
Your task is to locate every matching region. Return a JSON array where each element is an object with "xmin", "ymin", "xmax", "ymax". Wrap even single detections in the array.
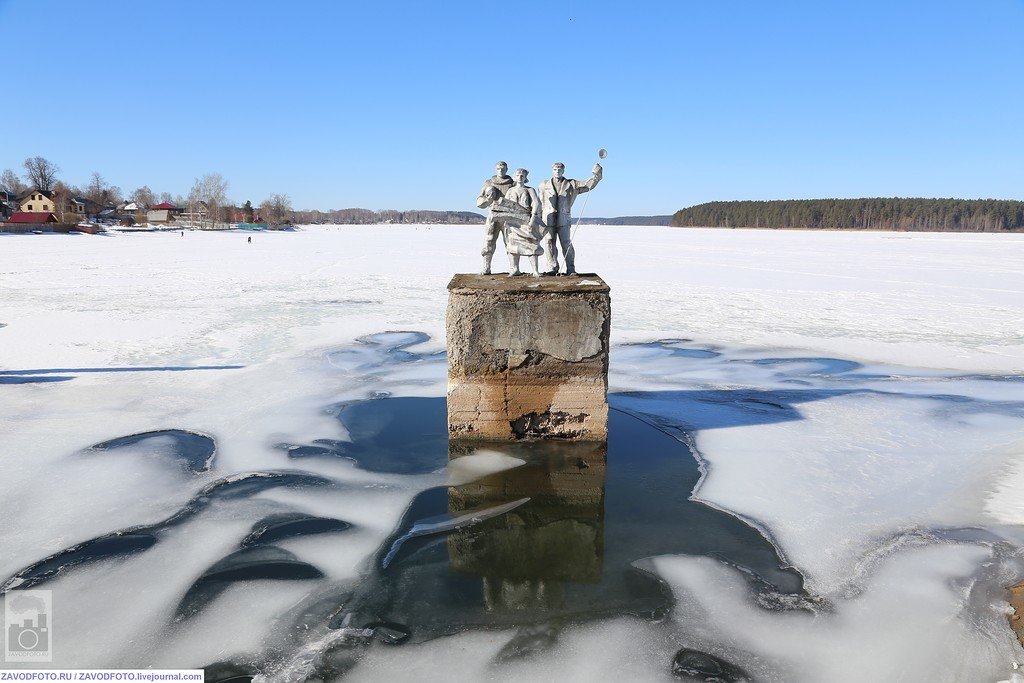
[{"xmin": 2, "ymin": 0, "xmax": 1022, "ymax": 215}]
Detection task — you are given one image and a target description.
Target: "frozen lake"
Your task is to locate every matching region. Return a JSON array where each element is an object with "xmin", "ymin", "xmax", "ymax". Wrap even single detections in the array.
[{"xmin": 1, "ymin": 225, "xmax": 1024, "ymax": 681}]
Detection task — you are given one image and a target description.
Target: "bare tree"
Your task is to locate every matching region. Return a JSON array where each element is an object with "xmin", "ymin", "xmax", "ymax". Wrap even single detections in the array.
[
  {"xmin": 130, "ymin": 186, "xmax": 156, "ymax": 209},
  {"xmin": 188, "ymin": 173, "xmax": 229, "ymax": 228},
  {"xmin": 107, "ymin": 185, "xmax": 124, "ymax": 206},
  {"xmin": 1, "ymin": 169, "xmax": 27, "ymax": 196},
  {"xmin": 86, "ymin": 172, "xmax": 108, "ymax": 204},
  {"xmin": 51, "ymin": 181, "xmax": 73, "ymax": 222},
  {"xmin": 259, "ymin": 193, "xmax": 293, "ymax": 225},
  {"xmin": 23, "ymin": 157, "xmax": 60, "ymax": 191}
]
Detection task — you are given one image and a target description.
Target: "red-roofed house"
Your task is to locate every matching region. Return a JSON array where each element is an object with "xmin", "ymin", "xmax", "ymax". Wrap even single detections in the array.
[
  {"xmin": 7, "ymin": 212, "xmax": 59, "ymax": 224},
  {"xmin": 148, "ymin": 202, "xmax": 185, "ymax": 224},
  {"xmin": 151, "ymin": 202, "xmax": 184, "ymax": 214}
]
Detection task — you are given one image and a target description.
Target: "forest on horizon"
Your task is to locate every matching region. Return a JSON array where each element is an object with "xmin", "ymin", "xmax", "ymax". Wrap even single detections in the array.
[{"xmin": 672, "ymin": 198, "xmax": 1024, "ymax": 232}]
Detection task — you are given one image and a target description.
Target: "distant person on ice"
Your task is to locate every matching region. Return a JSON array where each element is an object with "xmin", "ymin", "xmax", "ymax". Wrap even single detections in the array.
[
  {"xmin": 475, "ymin": 160, "xmax": 514, "ymax": 275},
  {"xmin": 502, "ymin": 168, "xmax": 543, "ymax": 277},
  {"xmin": 247, "ymin": 235, "xmax": 252, "ymax": 244},
  {"xmin": 539, "ymin": 161, "xmax": 602, "ymax": 276}
]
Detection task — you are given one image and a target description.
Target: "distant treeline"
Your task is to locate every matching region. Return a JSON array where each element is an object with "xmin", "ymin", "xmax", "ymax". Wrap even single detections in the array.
[
  {"xmin": 672, "ymin": 198, "xmax": 1024, "ymax": 232},
  {"xmin": 580, "ymin": 215, "xmax": 673, "ymax": 226},
  {"xmin": 291, "ymin": 208, "xmax": 484, "ymax": 225}
]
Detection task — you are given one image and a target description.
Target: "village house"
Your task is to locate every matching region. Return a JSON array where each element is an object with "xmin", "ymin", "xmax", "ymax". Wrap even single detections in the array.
[
  {"xmin": 69, "ymin": 196, "xmax": 101, "ymax": 218},
  {"xmin": 150, "ymin": 201, "xmax": 184, "ymax": 215},
  {"xmin": 147, "ymin": 209, "xmax": 174, "ymax": 224},
  {"xmin": 119, "ymin": 201, "xmax": 149, "ymax": 222},
  {"xmin": 5, "ymin": 211, "xmax": 59, "ymax": 226},
  {"xmin": 147, "ymin": 201, "xmax": 184, "ymax": 224},
  {"xmin": 0, "ymin": 190, "xmax": 18, "ymax": 219},
  {"xmin": 19, "ymin": 189, "xmax": 55, "ymax": 213}
]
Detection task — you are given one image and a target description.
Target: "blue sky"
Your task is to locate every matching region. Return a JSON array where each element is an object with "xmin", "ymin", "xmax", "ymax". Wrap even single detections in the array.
[{"xmin": 2, "ymin": 0, "xmax": 1022, "ymax": 215}]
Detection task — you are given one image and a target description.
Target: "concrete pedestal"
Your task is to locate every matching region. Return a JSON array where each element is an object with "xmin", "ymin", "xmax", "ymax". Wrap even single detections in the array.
[{"xmin": 446, "ymin": 274, "xmax": 610, "ymax": 441}]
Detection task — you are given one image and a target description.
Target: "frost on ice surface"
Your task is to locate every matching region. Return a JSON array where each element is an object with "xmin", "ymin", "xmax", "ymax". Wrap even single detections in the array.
[{"xmin": 1, "ymin": 226, "xmax": 1023, "ymax": 680}]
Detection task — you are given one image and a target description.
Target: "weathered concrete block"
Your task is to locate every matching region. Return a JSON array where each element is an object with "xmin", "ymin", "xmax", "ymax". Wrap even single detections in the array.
[{"xmin": 446, "ymin": 274, "xmax": 610, "ymax": 441}]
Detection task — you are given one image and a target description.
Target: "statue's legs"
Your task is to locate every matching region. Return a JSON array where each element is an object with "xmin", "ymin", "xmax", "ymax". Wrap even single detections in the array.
[
  {"xmin": 480, "ymin": 218, "xmax": 503, "ymax": 275},
  {"xmin": 508, "ymin": 253, "xmax": 522, "ymax": 276},
  {"xmin": 528, "ymin": 255, "xmax": 540, "ymax": 277},
  {"xmin": 544, "ymin": 226, "xmax": 559, "ymax": 274},
  {"xmin": 556, "ymin": 224, "xmax": 576, "ymax": 275}
]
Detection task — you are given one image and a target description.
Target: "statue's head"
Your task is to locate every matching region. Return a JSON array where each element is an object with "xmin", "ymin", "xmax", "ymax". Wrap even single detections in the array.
[
  {"xmin": 514, "ymin": 168, "xmax": 528, "ymax": 184},
  {"xmin": 495, "ymin": 161, "xmax": 508, "ymax": 176},
  {"xmin": 552, "ymin": 162, "xmax": 565, "ymax": 180}
]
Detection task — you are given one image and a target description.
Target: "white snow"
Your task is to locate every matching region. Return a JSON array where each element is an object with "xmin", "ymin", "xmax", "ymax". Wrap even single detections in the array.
[
  {"xmin": 1, "ymin": 225, "xmax": 1023, "ymax": 679},
  {"xmin": 651, "ymin": 546, "xmax": 1017, "ymax": 682}
]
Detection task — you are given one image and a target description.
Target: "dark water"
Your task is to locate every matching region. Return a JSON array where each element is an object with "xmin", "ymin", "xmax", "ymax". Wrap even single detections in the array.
[
  {"xmin": 241, "ymin": 512, "xmax": 353, "ymax": 548},
  {"xmin": 283, "ymin": 397, "xmax": 448, "ymax": 474},
  {"xmin": 87, "ymin": 429, "xmax": 218, "ymax": 474},
  {"xmin": 0, "ymin": 375, "xmax": 74, "ymax": 384},
  {"xmin": 8, "ymin": 331, "xmax": 1020, "ymax": 680},
  {"xmin": 623, "ymin": 339, "xmax": 722, "ymax": 360},
  {"xmin": 324, "ymin": 331, "xmax": 446, "ymax": 372},
  {"xmin": 0, "ymin": 472, "xmax": 341, "ymax": 595},
  {"xmin": 175, "ymin": 546, "xmax": 325, "ymax": 621},
  {"xmin": 268, "ymin": 394, "xmax": 804, "ymax": 662},
  {"xmin": 0, "ymin": 365, "xmax": 243, "ymax": 385},
  {"xmin": 2, "ymin": 333, "xmax": 820, "ymax": 679},
  {"xmin": 748, "ymin": 356, "xmax": 863, "ymax": 375}
]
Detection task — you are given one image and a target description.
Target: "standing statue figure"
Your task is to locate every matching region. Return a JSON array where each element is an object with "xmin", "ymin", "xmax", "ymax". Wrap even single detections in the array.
[
  {"xmin": 539, "ymin": 162, "xmax": 602, "ymax": 275},
  {"xmin": 475, "ymin": 161, "xmax": 515, "ymax": 275},
  {"xmin": 501, "ymin": 168, "xmax": 543, "ymax": 276}
]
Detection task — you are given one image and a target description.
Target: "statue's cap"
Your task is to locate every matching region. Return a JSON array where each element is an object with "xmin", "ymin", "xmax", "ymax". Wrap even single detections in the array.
[{"xmin": 496, "ymin": 160, "xmax": 508, "ymax": 167}]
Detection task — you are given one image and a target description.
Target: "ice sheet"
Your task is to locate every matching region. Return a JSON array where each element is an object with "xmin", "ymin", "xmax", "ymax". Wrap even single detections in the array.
[
  {"xmin": 1, "ymin": 226, "xmax": 1023, "ymax": 678},
  {"xmin": 652, "ymin": 545, "xmax": 1019, "ymax": 682}
]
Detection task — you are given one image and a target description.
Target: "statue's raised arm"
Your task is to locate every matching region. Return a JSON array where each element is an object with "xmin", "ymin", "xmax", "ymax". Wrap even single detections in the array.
[
  {"xmin": 538, "ymin": 162, "xmax": 604, "ymax": 276},
  {"xmin": 578, "ymin": 163, "xmax": 603, "ymax": 193}
]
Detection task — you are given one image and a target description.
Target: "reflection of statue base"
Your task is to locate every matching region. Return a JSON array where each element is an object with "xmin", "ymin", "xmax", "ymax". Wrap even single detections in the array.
[
  {"xmin": 448, "ymin": 441, "xmax": 606, "ymax": 611},
  {"xmin": 446, "ymin": 274, "xmax": 610, "ymax": 441}
]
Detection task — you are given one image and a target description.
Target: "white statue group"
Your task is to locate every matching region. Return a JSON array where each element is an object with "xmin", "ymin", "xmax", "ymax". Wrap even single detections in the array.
[{"xmin": 477, "ymin": 160, "xmax": 602, "ymax": 276}]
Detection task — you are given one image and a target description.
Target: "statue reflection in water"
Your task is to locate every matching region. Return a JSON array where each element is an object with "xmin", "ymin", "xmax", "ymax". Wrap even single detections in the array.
[
  {"xmin": 447, "ymin": 439, "xmax": 608, "ymax": 613},
  {"xmin": 320, "ymin": 401, "xmax": 804, "ymax": 653}
]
